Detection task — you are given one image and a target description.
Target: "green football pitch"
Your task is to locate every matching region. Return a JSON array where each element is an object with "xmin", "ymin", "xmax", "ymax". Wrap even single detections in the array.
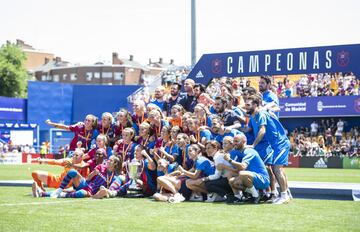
[
  {"xmin": 0, "ymin": 165, "xmax": 359, "ymax": 231},
  {"xmin": 1, "ymin": 164, "xmax": 359, "ymax": 183}
]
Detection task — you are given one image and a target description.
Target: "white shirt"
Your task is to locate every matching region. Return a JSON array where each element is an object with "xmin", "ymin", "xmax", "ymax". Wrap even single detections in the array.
[
  {"xmin": 207, "ymin": 151, "xmax": 233, "ymax": 181},
  {"xmin": 310, "ymin": 122, "xmax": 318, "ymax": 133}
]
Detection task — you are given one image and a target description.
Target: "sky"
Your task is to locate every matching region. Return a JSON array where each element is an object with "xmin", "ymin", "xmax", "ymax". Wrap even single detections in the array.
[{"xmin": 1, "ymin": 0, "xmax": 360, "ymax": 66}]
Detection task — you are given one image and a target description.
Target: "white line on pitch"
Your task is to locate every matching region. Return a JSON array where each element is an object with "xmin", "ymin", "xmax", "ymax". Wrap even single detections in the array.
[{"xmin": 0, "ymin": 198, "xmax": 121, "ymax": 207}]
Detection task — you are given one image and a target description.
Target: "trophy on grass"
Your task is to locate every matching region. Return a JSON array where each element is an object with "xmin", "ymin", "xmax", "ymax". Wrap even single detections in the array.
[{"xmin": 125, "ymin": 158, "xmax": 144, "ymax": 198}]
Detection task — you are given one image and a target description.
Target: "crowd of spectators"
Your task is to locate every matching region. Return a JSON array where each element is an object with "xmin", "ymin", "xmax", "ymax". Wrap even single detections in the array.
[
  {"xmin": 0, "ymin": 141, "xmax": 37, "ymax": 155},
  {"xmin": 143, "ymin": 76, "xmax": 360, "ymax": 158},
  {"xmin": 275, "ymin": 72, "xmax": 359, "ymax": 98},
  {"xmin": 289, "ymin": 119, "xmax": 360, "ymax": 157}
]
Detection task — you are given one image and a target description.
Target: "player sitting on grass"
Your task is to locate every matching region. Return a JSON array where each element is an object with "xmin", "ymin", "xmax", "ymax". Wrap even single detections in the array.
[
  {"xmin": 32, "ymin": 154, "xmax": 122, "ymax": 198},
  {"xmin": 129, "ymin": 144, "xmax": 157, "ymax": 197},
  {"xmin": 93, "ymin": 144, "xmax": 157, "ymax": 199},
  {"xmin": 152, "ymin": 158, "xmax": 179, "ymax": 202},
  {"xmin": 31, "ymin": 148, "xmax": 89, "ymax": 192}
]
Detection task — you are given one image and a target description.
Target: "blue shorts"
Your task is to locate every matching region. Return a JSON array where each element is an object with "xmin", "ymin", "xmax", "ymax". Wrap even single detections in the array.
[
  {"xmin": 272, "ymin": 141, "xmax": 290, "ymax": 166},
  {"xmin": 74, "ymin": 177, "xmax": 87, "ymax": 191},
  {"xmin": 255, "ymin": 144, "xmax": 273, "ymax": 165},
  {"xmin": 252, "ymin": 172, "xmax": 270, "ymax": 190}
]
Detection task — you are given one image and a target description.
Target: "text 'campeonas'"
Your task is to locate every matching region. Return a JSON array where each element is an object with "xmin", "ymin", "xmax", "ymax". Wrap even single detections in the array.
[{"xmin": 226, "ymin": 50, "xmax": 332, "ymax": 74}]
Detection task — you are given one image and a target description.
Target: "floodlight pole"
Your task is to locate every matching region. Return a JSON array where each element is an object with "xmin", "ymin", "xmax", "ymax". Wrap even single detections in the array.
[{"xmin": 191, "ymin": 0, "xmax": 197, "ymax": 66}]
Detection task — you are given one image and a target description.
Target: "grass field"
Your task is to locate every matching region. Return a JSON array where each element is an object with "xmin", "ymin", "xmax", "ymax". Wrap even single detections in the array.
[
  {"xmin": 1, "ymin": 164, "xmax": 359, "ymax": 183},
  {"xmin": 0, "ymin": 187, "xmax": 359, "ymax": 232},
  {"xmin": 0, "ymin": 165, "xmax": 360, "ymax": 231}
]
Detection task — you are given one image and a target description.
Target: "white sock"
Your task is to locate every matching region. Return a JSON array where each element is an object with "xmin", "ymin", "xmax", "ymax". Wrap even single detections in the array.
[
  {"xmin": 271, "ymin": 189, "xmax": 279, "ymax": 196},
  {"xmin": 281, "ymin": 191, "xmax": 288, "ymax": 198},
  {"xmin": 246, "ymin": 186, "xmax": 259, "ymax": 198}
]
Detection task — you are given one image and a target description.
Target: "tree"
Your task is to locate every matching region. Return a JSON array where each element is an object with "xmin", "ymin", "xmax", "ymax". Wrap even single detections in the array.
[{"xmin": 0, "ymin": 42, "xmax": 28, "ymax": 98}]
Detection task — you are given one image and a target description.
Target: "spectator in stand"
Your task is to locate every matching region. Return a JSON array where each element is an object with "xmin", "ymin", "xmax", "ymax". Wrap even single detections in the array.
[
  {"xmin": 335, "ymin": 119, "xmax": 345, "ymax": 143},
  {"xmin": 274, "ymin": 72, "xmax": 358, "ymax": 98},
  {"xmin": 324, "ymin": 128, "xmax": 333, "ymax": 147},
  {"xmin": 283, "ymin": 77, "xmax": 294, "ymax": 98},
  {"xmin": 328, "ymin": 119, "xmax": 336, "ymax": 133},
  {"xmin": 40, "ymin": 142, "xmax": 47, "ymax": 159},
  {"xmin": 30, "ymin": 146, "xmax": 36, "ymax": 154},
  {"xmin": 23, "ymin": 144, "xmax": 30, "ymax": 154},
  {"xmin": 319, "ymin": 119, "xmax": 326, "ymax": 134}
]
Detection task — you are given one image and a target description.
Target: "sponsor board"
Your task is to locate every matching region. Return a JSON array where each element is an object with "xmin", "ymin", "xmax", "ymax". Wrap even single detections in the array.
[
  {"xmin": 343, "ymin": 157, "xmax": 360, "ymax": 169},
  {"xmin": 279, "ymin": 96, "xmax": 360, "ymax": 117},
  {"xmin": 288, "ymin": 155, "xmax": 300, "ymax": 167},
  {"xmin": 21, "ymin": 153, "xmax": 54, "ymax": 163},
  {"xmin": 314, "ymin": 158, "xmax": 328, "ymax": 168},
  {"xmin": 0, "ymin": 152, "xmax": 22, "ymax": 164},
  {"xmin": 299, "ymin": 156, "xmax": 343, "ymax": 168}
]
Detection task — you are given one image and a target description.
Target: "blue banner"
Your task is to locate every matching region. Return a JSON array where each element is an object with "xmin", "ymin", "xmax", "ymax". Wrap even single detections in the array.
[
  {"xmin": 279, "ymin": 95, "xmax": 360, "ymax": 118},
  {"xmin": 0, "ymin": 123, "xmax": 37, "ymax": 129},
  {"xmin": 72, "ymin": 85, "xmax": 140, "ymax": 122},
  {"xmin": 27, "ymin": 82, "xmax": 73, "ymax": 129},
  {"xmin": 0, "ymin": 96, "xmax": 26, "ymax": 121},
  {"xmin": 188, "ymin": 44, "xmax": 360, "ymax": 85}
]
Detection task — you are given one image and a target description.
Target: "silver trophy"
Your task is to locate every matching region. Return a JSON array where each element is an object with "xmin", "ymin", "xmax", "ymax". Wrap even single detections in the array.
[{"xmin": 125, "ymin": 158, "xmax": 144, "ymax": 197}]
